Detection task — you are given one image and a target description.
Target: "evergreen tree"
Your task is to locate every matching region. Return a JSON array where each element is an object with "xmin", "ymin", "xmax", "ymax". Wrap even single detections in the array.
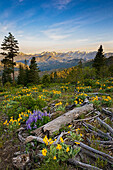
[
  {"xmin": 42, "ymin": 74, "xmax": 50, "ymax": 86},
  {"xmin": 28, "ymin": 57, "xmax": 40, "ymax": 84},
  {"xmin": 78, "ymin": 59, "xmax": 83, "ymax": 68},
  {"xmin": 93, "ymin": 45, "xmax": 105, "ymax": 73},
  {"xmin": 24, "ymin": 59, "xmax": 29, "ymax": 86},
  {"xmin": 1, "ymin": 32, "xmax": 19, "ymax": 84},
  {"xmin": 1, "ymin": 58, "xmax": 12, "ymax": 85},
  {"xmin": 17, "ymin": 64, "xmax": 25, "ymax": 85}
]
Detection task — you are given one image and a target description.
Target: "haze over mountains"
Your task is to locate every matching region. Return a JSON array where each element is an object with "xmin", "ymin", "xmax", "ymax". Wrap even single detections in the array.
[{"xmin": 0, "ymin": 51, "xmax": 113, "ymax": 71}]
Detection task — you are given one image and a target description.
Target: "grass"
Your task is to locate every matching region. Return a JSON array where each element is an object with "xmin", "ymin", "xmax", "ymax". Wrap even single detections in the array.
[{"xmin": 0, "ymin": 79, "xmax": 113, "ymax": 169}]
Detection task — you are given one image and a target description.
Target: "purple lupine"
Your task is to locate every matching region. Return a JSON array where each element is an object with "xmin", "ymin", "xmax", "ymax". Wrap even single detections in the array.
[
  {"xmin": 26, "ymin": 110, "xmax": 49, "ymax": 130},
  {"xmin": 27, "ymin": 124, "xmax": 31, "ymax": 130},
  {"xmin": 44, "ymin": 111, "xmax": 47, "ymax": 116},
  {"xmin": 48, "ymin": 112, "xmax": 51, "ymax": 117},
  {"xmin": 33, "ymin": 124, "xmax": 37, "ymax": 129}
]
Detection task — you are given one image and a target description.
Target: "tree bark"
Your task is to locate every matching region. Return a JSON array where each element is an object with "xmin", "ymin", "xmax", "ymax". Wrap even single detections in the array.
[{"xmin": 32, "ymin": 104, "xmax": 94, "ymax": 136}]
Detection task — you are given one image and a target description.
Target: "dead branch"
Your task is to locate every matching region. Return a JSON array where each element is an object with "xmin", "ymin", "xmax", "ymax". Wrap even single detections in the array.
[
  {"xmin": 24, "ymin": 136, "xmax": 45, "ymax": 144},
  {"xmin": 97, "ymin": 117, "xmax": 113, "ymax": 136},
  {"xmin": 73, "ymin": 111, "xmax": 100, "ymax": 122},
  {"xmin": 74, "ymin": 140, "xmax": 113, "ymax": 164},
  {"xmin": 102, "ymin": 108, "xmax": 113, "ymax": 120},
  {"xmin": 92, "ymin": 140, "xmax": 113, "ymax": 146},
  {"xmin": 83, "ymin": 122, "xmax": 112, "ymax": 140},
  {"xmin": 68, "ymin": 158, "xmax": 102, "ymax": 170}
]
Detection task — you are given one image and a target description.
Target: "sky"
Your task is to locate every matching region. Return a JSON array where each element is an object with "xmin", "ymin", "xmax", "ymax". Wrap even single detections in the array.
[{"xmin": 0, "ymin": 0, "xmax": 113, "ymax": 53}]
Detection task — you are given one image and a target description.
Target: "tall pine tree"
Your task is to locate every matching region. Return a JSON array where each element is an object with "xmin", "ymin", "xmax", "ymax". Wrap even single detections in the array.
[
  {"xmin": 1, "ymin": 32, "xmax": 19, "ymax": 84},
  {"xmin": 93, "ymin": 45, "xmax": 105, "ymax": 73},
  {"xmin": 17, "ymin": 64, "xmax": 25, "ymax": 85},
  {"xmin": 28, "ymin": 57, "xmax": 40, "ymax": 84}
]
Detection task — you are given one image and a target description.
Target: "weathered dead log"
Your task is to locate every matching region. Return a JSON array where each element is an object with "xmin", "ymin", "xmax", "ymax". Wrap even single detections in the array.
[
  {"xmin": 73, "ymin": 111, "xmax": 100, "ymax": 123},
  {"xmin": 87, "ymin": 92, "xmax": 110, "ymax": 96},
  {"xmin": 102, "ymin": 108, "xmax": 113, "ymax": 120},
  {"xmin": 97, "ymin": 117, "xmax": 113, "ymax": 136},
  {"xmin": 32, "ymin": 104, "xmax": 94, "ymax": 136},
  {"xmin": 24, "ymin": 136, "xmax": 45, "ymax": 144},
  {"xmin": 68, "ymin": 158, "xmax": 102, "ymax": 170},
  {"xmin": 83, "ymin": 122, "xmax": 112, "ymax": 140},
  {"xmin": 17, "ymin": 127, "xmax": 25, "ymax": 142},
  {"xmin": 92, "ymin": 140, "xmax": 113, "ymax": 146},
  {"xmin": 74, "ymin": 140, "xmax": 113, "ymax": 164}
]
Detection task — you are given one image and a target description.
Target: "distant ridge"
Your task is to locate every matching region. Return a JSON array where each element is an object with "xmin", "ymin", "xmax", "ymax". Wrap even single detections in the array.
[{"xmin": 0, "ymin": 51, "xmax": 113, "ymax": 71}]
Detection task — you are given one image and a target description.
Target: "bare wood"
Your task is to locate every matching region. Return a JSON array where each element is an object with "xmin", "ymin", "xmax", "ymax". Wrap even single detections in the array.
[
  {"xmin": 73, "ymin": 111, "xmax": 100, "ymax": 122},
  {"xmin": 97, "ymin": 117, "xmax": 113, "ymax": 136},
  {"xmin": 32, "ymin": 104, "xmax": 94, "ymax": 136},
  {"xmin": 87, "ymin": 92, "xmax": 110, "ymax": 96},
  {"xmin": 74, "ymin": 140, "xmax": 113, "ymax": 164},
  {"xmin": 102, "ymin": 108, "xmax": 113, "ymax": 120},
  {"xmin": 24, "ymin": 135, "xmax": 45, "ymax": 144},
  {"xmin": 68, "ymin": 158, "xmax": 102, "ymax": 170},
  {"xmin": 92, "ymin": 140, "xmax": 113, "ymax": 145},
  {"xmin": 83, "ymin": 122, "xmax": 112, "ymax": 140}
]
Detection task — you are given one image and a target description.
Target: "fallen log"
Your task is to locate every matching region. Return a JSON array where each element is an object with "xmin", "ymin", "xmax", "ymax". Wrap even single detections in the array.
[
  {"xmin": 68, "ymin": 158, "xmax": 102, "ymax": 170},
  {"xmin": 102, "ymin": 108, "xmax": 113, "ymax": 120},
  {"xmin": 87, "ymin": 92, "xmax": 110, "ymax": 96},
  {"xmin": 97, "ymin": 117, "xmax": 113, "ymax": 136},
  {"xmin": 32, "ymin": 104, "xmax": 94, "ymax": 136},
  {"xmin": 74, "ymin": 140, "xmax": 113, "ymax": 164},
  {"xmin": 83, "ymin": 122, "xmax": 112, "ymax": 140},
  {"xmin": 73, "ymin": 111, "xmax": 100, "ymax": 123},
  {"xmin": 92, "ymin": 140, "xmax": 113, "ymax": 146}
]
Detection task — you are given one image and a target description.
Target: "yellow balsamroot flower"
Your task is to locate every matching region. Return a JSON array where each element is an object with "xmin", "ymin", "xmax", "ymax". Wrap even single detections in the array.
[
  {"xmin": 3, "ymin": 120, "xmax": 7, "ymax": 125},
  {"xmin": 66, "ymin": 147, "xmax": 69, "ymax": 152},
  {"xmin": 60, "ymin": 137, "xmax": 64, "ymax": 143},
  {"xmin": 75, "ymin": 142, "xmax": 80, "ymax": 145},
  {"xmin": 68, "ymin": 125, "xmax": 72, "ymax": 128},
  {"xmin": 42, "ymin": 148, "xmax": 47, "ymax": 156},
  {"xmin": 56, "ymin": 144, "xmax": 62, "ymax": 150},
  {"xmin": 80, "ymin": 133, "xmax": 83, "ymax": 137},
  {"xmin": 74, "ymin": 100, "xmax": 78, "ymax": 104},
  {"xmin": 53, "ymin": 156, "xmax": 57, "ymax": 160},
  {"xmin": 43, "ymin": 136, "xmax": 48, "ymax": 145}
]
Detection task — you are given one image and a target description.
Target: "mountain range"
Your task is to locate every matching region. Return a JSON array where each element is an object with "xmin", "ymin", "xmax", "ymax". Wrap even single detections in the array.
[{"xmin": 0, "ymin": 51, "xmax": 113, "ymax": 71}]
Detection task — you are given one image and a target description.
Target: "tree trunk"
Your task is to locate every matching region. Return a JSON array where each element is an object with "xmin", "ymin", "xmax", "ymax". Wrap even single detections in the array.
[{"xmin": 32, "ymin": 104, "xmax": 94, "ymax": 136}]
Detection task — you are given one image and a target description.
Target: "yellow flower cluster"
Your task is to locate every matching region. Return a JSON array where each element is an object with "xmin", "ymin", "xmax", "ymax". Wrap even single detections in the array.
[
  {"xmin": 43, "ymin": 135, "xmax": 56, "ymax": 145},
  {"xmin": 42, "ymin": 148, "xmax": 47, "ymax": 156},
  {"xmin": 102, "ymin": 96, "xmax": 112, "ymax": 102},
  {"xmin": 76, "ymin": 86, "xmax": 91, "ymax": 91},
  {"xmin": 91, "ymin": 96, "xmax": 98, "ymax": 102},
  {"xmin": 38, "ymin": 95, "xmax": 46, "ymax": 100},
  {"xmin": 55, "ymin": 102, "xmax": 62, "ymax": 106},
  {"xmin": 3, "ymin": 116, "xmax": 20, "ymax": 126},
  {"xmin": 3, "ymin": 112, "xmax": 29, "ymax": 127},
  {"xmin": 56, "ymin": 144, "xmax": 62, "ymax": 150},
  {"xmin": 60, "ymin": 137, "xmax": 64, "ymax": 143},
  {"xmin": 52, "ymin": 90, "xmax": 61, "ymax": 95}
]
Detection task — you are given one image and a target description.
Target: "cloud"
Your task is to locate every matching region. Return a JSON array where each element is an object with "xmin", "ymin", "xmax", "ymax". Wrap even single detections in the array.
[
  {"xmin": 19, "ymin": 0, "xmax": 24, "ymax": 2},
  {"xmin": 42, "ymin": 28, "xmax": 71, "ymax": 40},
  {"xmin": 54, "ymin": 0, "xmax": 72, "ymax": 9}
]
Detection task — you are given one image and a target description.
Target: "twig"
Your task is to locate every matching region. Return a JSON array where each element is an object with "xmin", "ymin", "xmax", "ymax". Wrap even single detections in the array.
[
  {"xmin": 68, "ymin": 158, "xmax": 102, "ymax": 170},
  {"xmin": 74, "ymin": 140, "xmax": 113, "ymax": 164},
  {"xmin": 24, "ymin": 136, "xmax": 44, "ymax": 144},
  {"xmin": 97, "ymin": 117, "xmax": 113, "ymax": 136},
  {"xmin": 73, "ymin": 111, "xmax": 101, "ymax": 122},
  {"xmin": 83, "ymin": 122, "xmax": 112, "ymax": 140}
]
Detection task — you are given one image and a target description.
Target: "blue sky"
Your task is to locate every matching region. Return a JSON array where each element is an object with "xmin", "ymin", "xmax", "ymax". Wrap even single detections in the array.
[{"xmin": 0, "ymin": 0, "xmax": 113, "ymax": 53}]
